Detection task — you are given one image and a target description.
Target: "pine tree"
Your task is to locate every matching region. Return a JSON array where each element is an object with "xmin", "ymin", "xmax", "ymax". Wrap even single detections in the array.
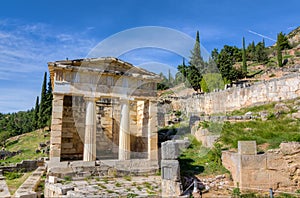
[
  {"xmin": 33, "ymin": 96, "xmax": 39, "ymax": 129},
  {"xmin": 38, "ymin": 72, "xmax": 48, "ymax": 128},
  {"xmin": 242, "ymin": 37, "xmax": 247, "ymax": 74}
]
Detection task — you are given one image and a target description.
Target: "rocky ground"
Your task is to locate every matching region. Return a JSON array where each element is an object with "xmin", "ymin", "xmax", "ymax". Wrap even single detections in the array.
[{"xmin": 45, "ymin": 175, "xmax": 162, "ymax": 197}]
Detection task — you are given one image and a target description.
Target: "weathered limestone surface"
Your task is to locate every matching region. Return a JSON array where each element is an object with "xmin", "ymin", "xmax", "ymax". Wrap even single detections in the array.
[
  {"xmin": 83, "ymin": 98, "xmax": 97, "ymax": 161},
  {"xmin": 61, "ymin": 96, "xmax": 85, "ymax": 160},
  {"xmin": 119, "ymin": 99, "xmax": 130, "ymax": 160},
  {"xmin": 161, "ymin": 139, "xmax": 189, "ymax": 197},
  {"xmin": 161, "ymin": 139, "xmax": 190, "ymax": 160},
  {"xmin": 148, "ymin": 100, "xmax": 158, "ymax": 160},
  {"xmin": 172, "ymin": 73, "xmax": 300, "ymax": 115},
  {"xmin": 0, "ymin": 170, "xmax": 10, "ymax": 198},
  {"xmin": 238, "ymin": 141, "xmax": 257, "ymax": 155},
  {"xmin": 222, "ymin": 141, "xmax": 300, "ymax": 192},
  {"xmin": 192, "ymin": 126, "xmax": 220, "ymax": 148},
  {"xmin": 14, "ymin": 166, "xmax": 46, "ymax": 198},
  {"xmin": 50, "ymin": 94, "xmax": 64, "ymax": 162},
  {"xmin": 48, "ymin": 57, "xmax": 160, "ymax": 164}
]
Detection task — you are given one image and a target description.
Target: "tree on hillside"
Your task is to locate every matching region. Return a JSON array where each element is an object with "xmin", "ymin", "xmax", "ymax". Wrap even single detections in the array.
[
  {"xmin": 187, "ymin": 31, "xmax": 205, "ymax": 91},
  {"xmin": 242, "ymin": 37, "xmax": 247, "ymax": 73},
  {"xmin": 167, "ymin": 69, "xmax": 174, "ymax": 87},
  {"xmin": 277, "ymin": 33, "xmax": 283, "ymax": 67},
  {"xmin": 33, "ymin": 96, "xmax": 39, "ymax": 129},
  {"xmin": 277, "ymin": 32, "xmax": 291, "ymax": 50},
  {"xmin": 190, "ymin": 31, "xmax": 205, "ymax": 74},
  {"xmin": 255, "ymin": 41, "xmax": 268, "ymax": 63},
  {"xmin": 157, "ymin": 72, "xmax": 170, "ymax": 90},
  {"xmin": 211, "ymin": 48, "xmax": 219, "ymax": 61},
  {"xmin": 247, "ymin": 41, "xmax": 256, "ymax": 61},
  {"xmin": 277, "ymin": 32, "xmax": 291, "ymax": 67},
  {"xmin": 38, "ymin": 72, "xmax": 48, "ymax": 128},
  {"xmin": 186, "ymin": 64, "xmax": 202, "ymax": 91},
  {"xmin": 45, "ymin": 76, "xmax": 53, "ymax": 128},
  {"xmin": 217, "ymin": 45, "xmax": 244, "ymax": 82}
]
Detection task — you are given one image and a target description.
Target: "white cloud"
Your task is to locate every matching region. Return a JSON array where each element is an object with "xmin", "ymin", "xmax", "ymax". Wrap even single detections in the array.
[
  {"xmin": 0, "ymin": 87, "xmax": 39, "ymax": 113},
  {"xmin": 248, "ymin": 30, "xmax": 276, "ymax": 42},
  {"xmin": 0, "ymin": 19, "xmax": 97, "ymax": 112}
]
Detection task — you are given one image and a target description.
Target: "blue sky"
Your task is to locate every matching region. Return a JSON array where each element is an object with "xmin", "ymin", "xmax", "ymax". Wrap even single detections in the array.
[{"xmin": 0, "ymin": 0, "xmax": 299, "ymax": 113}]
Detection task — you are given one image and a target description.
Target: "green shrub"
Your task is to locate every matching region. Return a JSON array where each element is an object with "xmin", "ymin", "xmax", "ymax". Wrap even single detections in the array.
[
  {"xmin": 64, "ymin": 176, "xmax": 72, "ymax": 181},
  {"xmin": 174, "ymin": 110, "xmax": 182, "ymax": 117}
]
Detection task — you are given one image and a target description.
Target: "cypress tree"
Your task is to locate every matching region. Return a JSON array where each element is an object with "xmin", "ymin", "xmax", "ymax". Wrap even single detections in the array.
[
  {"xmin": 190, "ymin": 31, "xmax": 205, "ymax": 73},
  {"xmin": 45, "ymin": 76, "xmax": 53, "ymax": 127},
  {"xmin": 38, "ymin": 72, "xmax": 47, "ymax": 128},
  {"xmin": 188, "ymin": 31, "xmax": 204, "ymax": 91},
  {"xmin": 277, "ymin": 33, "xmax": 283, "ymax": 67},
  {"xmin": 242, "ymin": 37, "xmax": 247, "ymax": 74},
  {"xmin": 33, "ymin": 96, "xmax": 39, "ymax": 129}
]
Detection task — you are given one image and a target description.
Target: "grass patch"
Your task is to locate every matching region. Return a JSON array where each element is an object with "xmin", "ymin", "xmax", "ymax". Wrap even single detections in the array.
[
  {"xmin": 220, "ymin": 118, "xmax": 300, "ymax": 150},
  {"xmin": 2, "ymin": 130, "xmax": 49, "ymax": 165},
  {"xmin": 229, "ymin": 102, "xmax": 276, "ymax": 116},
  {"xmin": 5, "ymin": 171, "xmax": 32, "ymax": 194},
  {"xmin": 97, "ymin": 183, "xmax": 107, "ymax": 189},
  {"xmin": 106, "ymin": 189, "xmax": 114, "ymax": 193},
  {"xmin": 179, "ymin": 136, "xmax": 228, "ymax": 176},
  {"xmin": 102, "ymin": 177, "xmax": 109, "ymax": 184},
  {"xmin": 143, "ymin": 182, "xmax": 153, "ymax": 190},
  {"xmin": 160, "ymin": 90, "xmax": 175, "ymax": 97},
  {"xmin": 4, "ymin": 171, "xmax": 23, "ymax": 180},
  {"xmin": 123, "ymin": 175, "xmax": 132, "ymax": 181},
  {"xmin": 127, "ymin": 193, "xmax": 138, "ymax": 198}
]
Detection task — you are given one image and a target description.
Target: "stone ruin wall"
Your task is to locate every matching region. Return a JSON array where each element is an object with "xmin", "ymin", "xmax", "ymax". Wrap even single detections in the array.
[
  {"xmin": 59, "ymin": 95, "xmax": 148, "ymax": 161},
  {"xmin": 61, "ymin": 96, "xmax": 85, "ymax": 160},
  {"xmin": 171, "ymin": 73, "xmax": 300, "ymax": 115},
  {"xmin": 222, "ymin": 141, "xmax": 300, "ymax": 192}
]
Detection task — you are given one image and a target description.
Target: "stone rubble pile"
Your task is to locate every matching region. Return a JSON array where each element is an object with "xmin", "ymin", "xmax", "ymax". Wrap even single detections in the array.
[{"xmin": 197, "ymin": 174, "xmax": 230, "ymax": 191}]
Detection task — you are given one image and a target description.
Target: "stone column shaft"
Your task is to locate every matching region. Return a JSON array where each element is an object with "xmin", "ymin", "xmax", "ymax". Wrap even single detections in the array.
[
  {"xmin": 83, "ymin": 97, "xmax": 97, "ymax": 161},
  {"xmin": 119, "ymin": 99, "xmax": 130, "ymax": 160},
  {"xmin": 148, "ymin": 100, "xmax": 158, "ymax": 160},
  {"xmin": 50, "ymin": 94, "xmax": 64, "ymax": 162}
]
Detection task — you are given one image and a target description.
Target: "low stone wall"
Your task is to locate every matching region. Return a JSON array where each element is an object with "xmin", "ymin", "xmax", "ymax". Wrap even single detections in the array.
[
  {"xmin": 47, "ymin": 159, "xmax": 159, "ymax": 179},
  {"xmin": 222, "ymin": 141, "xmax": 300, "ymax": 192},
  {"xmin": 171, "ymin": 73, "xmax": 300, "ymax": 115},
  {"xmin": 0, "ymin": 160, "xmax": 44, "ymax": 173}
]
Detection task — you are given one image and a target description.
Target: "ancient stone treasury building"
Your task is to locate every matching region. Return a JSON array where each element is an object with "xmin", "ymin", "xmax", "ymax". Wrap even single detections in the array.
[{"xmin": 48, "ymin": 57, "xmax": 161, "ymax": 168}]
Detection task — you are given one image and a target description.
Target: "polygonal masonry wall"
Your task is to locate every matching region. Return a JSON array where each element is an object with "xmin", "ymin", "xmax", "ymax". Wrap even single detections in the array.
[{"xmin": 48, "ymin": 57, "xmax": 161, "ymax": 165}]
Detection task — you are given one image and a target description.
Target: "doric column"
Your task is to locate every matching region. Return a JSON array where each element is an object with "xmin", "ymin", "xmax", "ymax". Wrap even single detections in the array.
[
  {"xmin": 148, "ymin": 100, "xmax": 158, "ymax": 160},
  {"xmin": 50, "ymin": 94, "xmax": 64, "ymax": 162},
  {"xmin": 119, "ymin": 98, "xmax": 131, "ymax": 160},
  {"xmin": 83, "ymin": 97, "xmax": 97, "ymax": 161}
]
